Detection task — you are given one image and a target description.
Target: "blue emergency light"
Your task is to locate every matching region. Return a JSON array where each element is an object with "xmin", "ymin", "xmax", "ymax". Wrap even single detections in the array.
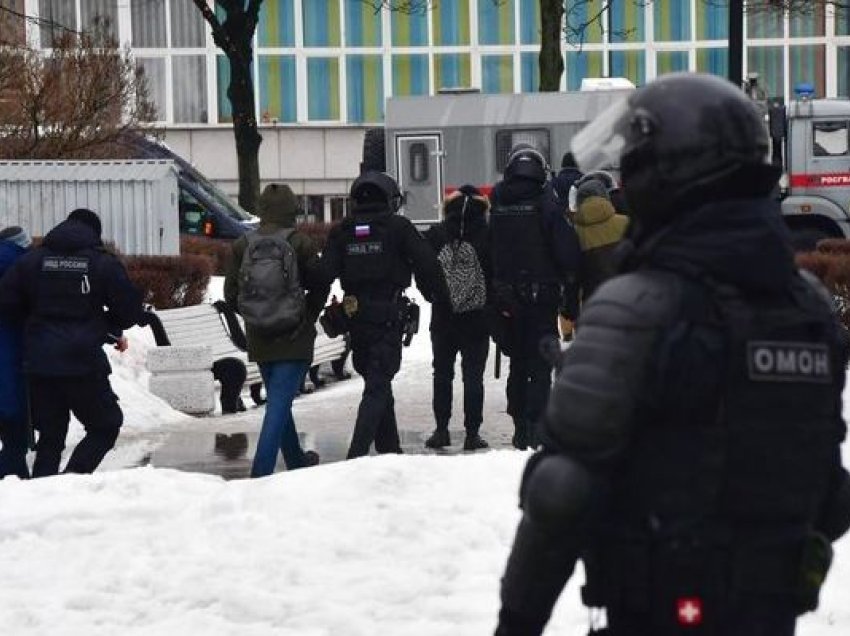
[{"xmin": 794, "ymin": 83, "xmax": 816, "ymax": 99}]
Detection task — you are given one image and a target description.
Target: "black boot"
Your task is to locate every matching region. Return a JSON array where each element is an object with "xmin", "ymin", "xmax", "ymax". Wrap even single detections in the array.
[
  {"xmin": 512, "ymin": 418, "xmax": 528, "ymax": 450},
  {"xmin": 463, "ymin": 432, "xmax": 489, "ymax": 451},
  {"xmin": 425, "ymin": 428, "xmax": 451, "ymax": 449}
]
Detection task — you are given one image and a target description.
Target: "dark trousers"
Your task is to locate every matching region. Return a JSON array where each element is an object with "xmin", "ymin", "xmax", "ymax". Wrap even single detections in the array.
[
  {"xmin": 431, "ymin": 328, "xmax": 489, "ymax": 433},
  {"xmin": 347, "ymin": 322, "xmax": 403, "ymax": 458},
  {"xmin": 0, "ymin": 415, "xmax": 30, "ymax": 479},
  {"xmin": 505, "ymin": 304, "xmax": 558, "ymax": 435},
  {"xmin": 212, "ymin": 357, "xmax": 247, "ymax": 414},
  {"xmin": 30, "ymin": 375, "xmax": 122, "ymax": 477}
]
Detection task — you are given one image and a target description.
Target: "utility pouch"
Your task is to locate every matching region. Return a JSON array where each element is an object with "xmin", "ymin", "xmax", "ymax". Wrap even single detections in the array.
[
  {"xmin": 400, "ymin": 297, "xmax": 420, "ymax": 347},
  {"xmin": 796, "ymin": 531, "xmax": 833, "ymax": 614},
  {"xmin": 320, "ymin": 296, "xmax": 349, "ymax": 338}
]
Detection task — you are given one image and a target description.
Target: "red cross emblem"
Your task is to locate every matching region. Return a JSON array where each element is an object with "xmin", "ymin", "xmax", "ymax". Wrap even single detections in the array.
[{"xmin": 676, "ymin": 597, "xmax": 703, "ymax": 627}]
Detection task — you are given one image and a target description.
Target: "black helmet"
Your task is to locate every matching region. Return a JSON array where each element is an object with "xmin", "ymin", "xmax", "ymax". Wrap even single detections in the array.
[
  {"xmin": 350, "ymin": 171, "xmax": 403, "ymax": 214},
  {"xmin": 570, "ymin": 72, "xmax": 778, "ymax": 223},
  {"xmin": 504, "ymin": 143, "xmax": 549, "ymax": 183}
]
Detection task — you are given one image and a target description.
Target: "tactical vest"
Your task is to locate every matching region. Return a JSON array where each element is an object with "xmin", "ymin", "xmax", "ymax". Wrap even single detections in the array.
[
  {"xmin": 34, "ymin": 250, "xmax": 102, "ymax": 321},
  {"xmin": 587, "ymin": 274, "xmax": 846, "ymax": 632},
  {"xmin": 340, "ymin": 213, "xmax": 411, "ymax": 298},
  {"xmin": 489, "ymin": 193, "xmax": 559, "ymax": 290}
]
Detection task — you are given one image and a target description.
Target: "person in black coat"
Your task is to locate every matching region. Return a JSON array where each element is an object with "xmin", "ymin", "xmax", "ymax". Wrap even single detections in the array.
[
  {"xmin": 423, "ymin": 185, "xmax": 491, "ymax": 451},
  {"xmin": 0, "ymin": 209, "xmax": 147, "ymax": 477}
]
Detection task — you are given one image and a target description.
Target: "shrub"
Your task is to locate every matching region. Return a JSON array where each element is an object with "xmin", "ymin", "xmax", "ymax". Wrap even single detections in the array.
[
  {"xmin": 297, "ymin": 221, "xmax": 337, "ymax": 252},
  {"xmin": 796, "ymin": 239, "xmax": 850, "ymax": 330},
  {"xmin": 124, "ymin": 254, "xmax": 212, "ymax": 310},
  {"xmin": 180, "ymin": 235, "xmax": 233, "ymax": 275}
]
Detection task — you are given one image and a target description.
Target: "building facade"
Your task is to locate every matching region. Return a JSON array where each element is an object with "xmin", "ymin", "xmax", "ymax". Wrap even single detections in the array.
[{"xmin": 13, "ymin": 1, "xmax": 850, "ymax": 219}]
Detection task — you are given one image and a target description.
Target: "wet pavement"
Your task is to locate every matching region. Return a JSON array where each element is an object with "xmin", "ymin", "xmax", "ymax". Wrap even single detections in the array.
[{"xmin": 144, "ymin": 357, "xmax": 519, "ymax": 480}]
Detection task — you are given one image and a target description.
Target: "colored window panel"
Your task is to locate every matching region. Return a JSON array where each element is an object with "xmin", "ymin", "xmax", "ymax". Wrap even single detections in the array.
[
  {"xmin": 657, "ymin": 51, "xmax": 688, "ymax": 75},
  {"xmin": 0, "ymin": 0, "xmax": 25, "ymax": 45},
  {"xmin": 747, "ymin": 8, "xmax": 783, "ymax": 39},
  {"xmin": 81, "ymin": 0, "xmax": 118, "ymax": 41},
  {"xmin": 479, "ymin": 0, "xmax": 514, "ymax": 45},
  {"xmin": 696, "ymin": 48, "xmax": 728, "ymax": 78},
  {"xmin": 392, "ymin": 55, "xmax": 429, "ymax": 96},
  {"xmin": 307, "ymin": 57, "xmax": 340, "ymax": 121},
  {"xmin": 609, "ymin": 50, "xmax": 645, "ymax": 86},
  {"xmin": 347, "ymin": 55, "xmax": 384, "ymax": 123},
  {"xmin": 564, "ymin": 0, "xmax": 603, "ymax": 45},
  {"xmin": 258, "ymin": 0, "xmax": 295, "ymax": 47},
  {"xmin": 434, "ymin": 54, "xmax": 471, "ymax": 92},
  {"xmin": 345, "ymin": 0, "xmax": 382, "ymax": 47},
  {"xmin": 39, "ymin": 0, "xmax": 75, "ymax": 46},
  {"xmin": 654, "ymin": 0, "xmax": 690, "ymax": 42},
  {"xmin": 171, "ymin": 0, "xmax": 205, "ymax": 47},
  {"xmin": 609, "ymin": 0, "xmax": 645, "ymax": 44},
  {"xmin": 303, "ymin": 1, "xmax": 341, "ymax": 47},
  {"xmin": 838, "ymin": 48, "xmax": 850, "ymax": 97},
  {"xmin": 136, "ymin": 57, "xmax": 166, "ymax": 120},
  {"xmin": 747, "ymin": 46, "xmax": 784, "ymax": 98},
  {"xmin": 259, "ymin": 55, "xmax": 297, "ymax": 123},
  {"xmin": 434, "ymin": 0, "xmax": 470, "ymax": 46},
  {"xmin": 837, "ymin": 8, "xmax": 850, "ymax": 36},
  {"xmin": 519, "ymin": 0, "xmax": 540, "ymax": 45},
  {"xmin": 173, "ymin": 55, "xmax": 207, "ymax": 123},
  {"xmin": 217, "ymin": 56, "xmax": 232, "ymax": 123},
  {"xmin": 482, "ymin": 55, "xmax": 514, "ymax": 94},
  {"xmin": 521, "ymin": 52, "xmax": 539, "ymax": 93},
  {"xmin": 132, "ymin": 0, "xmax": 166, "ymax": 48},
  {"xmin": 565, "ymin": 50, "xmax": 603, "ymax": 91},
  {"xmin": 696, "ymin": 1, "xmax": 727, "ymax": 40},
  {"xmin": 790, "ymin": 5, "xmax": 825, "ymax": 37},
  {"xmin": 789, "ymin": 45, "xmax": 825, "ymax": 100},
  {"xmin": 391, "ymin": 10, "xmax": 428, "ymax": 46}
]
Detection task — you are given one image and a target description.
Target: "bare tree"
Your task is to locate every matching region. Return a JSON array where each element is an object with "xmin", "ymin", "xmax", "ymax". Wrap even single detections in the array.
[
  {"xmin": 0, "ymin": 19, "xmax": 155, "ymax": 160},
  {"xmin": 190, "ymin": 1, "xmax": 263, "ymax": 215}
]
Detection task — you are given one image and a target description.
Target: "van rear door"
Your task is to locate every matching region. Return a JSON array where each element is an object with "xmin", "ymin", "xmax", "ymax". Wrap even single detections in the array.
[{"xmin": 396, "ymin": 133, "xmax": 443, "ymax": 224}]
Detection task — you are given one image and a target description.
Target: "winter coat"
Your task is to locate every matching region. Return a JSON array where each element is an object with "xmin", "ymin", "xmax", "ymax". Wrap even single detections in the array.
[
  {"xmin": 551, "ymin": 166, "xmax": 583, "ymax": 209},
  {"xmin": 575, "ymin": 196, "xmax": 628, "ymax": 301},
  {"xmin": 0, "ymin": 219, "xmax": 145, "ymax": 377},
  {"xmin": 224, "ymin": 183, "xmax": 330, "ymax": 363},
  {"xmin": 425, "ymin": 190, "xmax": 491, "ymax": 336},
  {"xmin": 0, "ymin": 240, "xmax": 27, "ymax": 423}
]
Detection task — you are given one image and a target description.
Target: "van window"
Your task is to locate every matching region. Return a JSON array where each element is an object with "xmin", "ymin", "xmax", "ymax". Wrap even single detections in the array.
[
  {"xmin": 813, "ymin": 121, "xmax": 849, "ymax": 157},
  {"xmin": 179, "ymin": 190, "xmax": 207, "ymax": 234},
  {"xmin": 409, "ymin": 142, "xmax": 430, "ymax": 183},
  {"xmin": 495, "ymin": 128, "xmax": 550, "ymax": 173}
]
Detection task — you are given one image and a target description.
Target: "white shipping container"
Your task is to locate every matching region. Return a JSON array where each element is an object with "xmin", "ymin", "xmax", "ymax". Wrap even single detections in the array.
[{"xmin": 0, "ymin": 160, "xmax": 180, "ymax": 256}]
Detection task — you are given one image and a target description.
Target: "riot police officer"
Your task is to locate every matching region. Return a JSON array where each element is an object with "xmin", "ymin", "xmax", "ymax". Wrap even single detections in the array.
[
  {"xmin": 488, "ymin": 144, "xmax": 580, "ymax": 449},
  {"xmin": 496, "ymin": 73, "xmax": 850, "ymax": 635},
  {"xmin": 321, "ymin": 171, "xmax": 445, "ymax": 458}
]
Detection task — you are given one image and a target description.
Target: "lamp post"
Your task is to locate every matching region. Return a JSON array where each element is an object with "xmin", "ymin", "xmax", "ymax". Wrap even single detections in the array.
[{"xmin": 729, "ymin": 0, "xmax": 744, "ymax": 88}]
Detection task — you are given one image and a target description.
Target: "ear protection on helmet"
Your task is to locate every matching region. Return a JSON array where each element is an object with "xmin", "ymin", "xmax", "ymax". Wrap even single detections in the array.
[{"xmin": 350, "ymin": 171, "xmax": 404, "ymax": 213}]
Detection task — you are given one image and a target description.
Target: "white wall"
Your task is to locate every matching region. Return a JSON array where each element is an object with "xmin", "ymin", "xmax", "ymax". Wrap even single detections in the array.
[{"xmin": 163, "ymin": 126, "xmax": 369, "ymax": 198}]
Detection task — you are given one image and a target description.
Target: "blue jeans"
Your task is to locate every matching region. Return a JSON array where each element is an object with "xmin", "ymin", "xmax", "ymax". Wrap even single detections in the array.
[{"xmin": 252, "ymin": 360, "xmax": 310, "ymax": 477}]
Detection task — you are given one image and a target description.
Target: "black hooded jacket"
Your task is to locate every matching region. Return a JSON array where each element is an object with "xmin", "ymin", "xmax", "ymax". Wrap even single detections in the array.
[
  {"xmin": 0, "ymin": 219, "xmax": 145, "ymax": 376},
  {"xmin": 425, "ymin": 192, "xmax": 491, "ymax": 334}
]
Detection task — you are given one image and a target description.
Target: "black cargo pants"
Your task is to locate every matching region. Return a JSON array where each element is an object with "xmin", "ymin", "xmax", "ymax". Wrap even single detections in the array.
[{"xmin": 30, "ymin": 375, "xmax": 123, "ymax": 477}]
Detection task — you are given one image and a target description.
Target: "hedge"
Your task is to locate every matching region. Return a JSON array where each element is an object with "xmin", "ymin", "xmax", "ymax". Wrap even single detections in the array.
[
  {"xmin": 124, "ymin": 253, "xmax": 212, "ymax": 310},
  {"xmin": 795, "ymin": 238, "xmax": 850, "ymax": 330},
  {"xmin": 180, "ymin": 235, "xmax": 232, "ymax": 275}
]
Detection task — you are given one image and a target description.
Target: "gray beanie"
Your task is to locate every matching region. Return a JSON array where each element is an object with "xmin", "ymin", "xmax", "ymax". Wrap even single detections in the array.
[
  {"xmin": 575, "ymin": 178, "xmax": 611, "ymax": 208},
  {"xmin": 0, "ymin": 226, "xmax": 32, "ymax": 248}
]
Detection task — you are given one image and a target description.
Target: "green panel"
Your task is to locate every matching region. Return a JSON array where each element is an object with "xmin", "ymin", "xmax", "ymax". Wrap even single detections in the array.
[
  {"xmin": 564, "ymin": 0, "xmax": 603, "ymax": 44},
  {"xmin": 392, "ymin": 55, "xmax": 429, "ymax": 96},
  {"xmin": 790, "ymin": 5, "xmax": 825, "ymax": 37},
  {"xmin": 259, "ymin": 55, "xmax": 297, "ymax": 123},
  {"xmin": 565, "ymin": 50, "xmax": 603, "ymax": 91},
  {"xmin": 303, "ymin": 1, "xmax": 341, "ymax": 47},
  {"xmin": 837, "ymin": 8, "xmax": 850, "ymax": 36},
  {"xmin": 696, "ymin": 1, "xmax": 727, "ymax": 40},
  {"xmin": 391, "ymin": 10, "xmax": 428, "ymax": 46},
  {"xmin": 216, "ymin": 56, "xmax": 232, "ymax": 123},
  {"xmin": 747, "ymin": 7, "xmax": 783, "ymax": 39},
  {"xmin": 747, "ymin": 46, "xmax": 784, "ymax": 98},
  {"xmin": 478, "ymin": 0, "xmax": 514, "ymax": 45},
  {"xmin": 434, "ymin": 54, "xmax": 471, "ymax": 92},
  {"xmin": 521, "ymin": 52, "xmax": 538, "ymax": 92},
  {"xmin": 345, "ymin": 0, "xmax": 382, "ymax": 47},
  {"xmin": 434, "ymin": 0, "xmax": 470, "ymax": 46},
  {"xmin": 789, "ymin": 45, "xmax": 825, "ymax": 99},
  {"xmin": 609, "ymin": 50, "xmax": 646, "ymax": 85},
  {"xmin": 657, "ymin": 51, "xmax": 689, "ymax": 75},
  {"xmin": 609, "ymin": 0, "xmax": 645, "ymax": 44},
  {"xmin": 258, "ymin": 0, "xmax": 295, "ymax": 47},
  {"xmin": 347, "ymin": 55, "xmax": 384, "ymax": 123},
  {"xmin": 519, "ymin": 0, "xmax": 540, "ymax": 45},
  {"xmin": 654, "ymin": 0, "xmax": 690, "ymax": 42},
  {"xmin": 307, "ymin": 57, "xmax": 340, "ymax": 121},
  {"xmin": 839, "ymin": 48, "xmax": 850, "ymax": 96},
  {"xmin": 482, "ymin": 55, "xmax": 514, "ymax": 94},
  {"xmin": 696, "ymin": 48, "xmax": 728, "ymax": 78}
]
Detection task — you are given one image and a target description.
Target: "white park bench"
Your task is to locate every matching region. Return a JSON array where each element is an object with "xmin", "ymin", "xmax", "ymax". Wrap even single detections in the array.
[{"xmin": 146, "ymin": 301, "xmax": 350, "ymax": 414}]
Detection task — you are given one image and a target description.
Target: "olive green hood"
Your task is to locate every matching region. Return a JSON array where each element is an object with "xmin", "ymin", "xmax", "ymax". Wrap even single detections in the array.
[
  {"xmin": 575, "ymin": 196, "xmax": 629, "ymax": 251},
  {"xmin": 257, "ymin": 183, "xmax": 300, "ymax": 228}
]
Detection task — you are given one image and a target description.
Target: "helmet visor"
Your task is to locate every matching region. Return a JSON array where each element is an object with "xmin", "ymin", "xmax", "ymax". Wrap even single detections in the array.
[{"xmin": 570, "ymin": 97, "xmax": 631, "ymax": 174}]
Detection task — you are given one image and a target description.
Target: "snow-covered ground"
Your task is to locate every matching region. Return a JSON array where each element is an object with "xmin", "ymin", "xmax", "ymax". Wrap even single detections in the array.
[{"xmin": 0, "ymin": 280, "xmax": 848, "ymax": 635}]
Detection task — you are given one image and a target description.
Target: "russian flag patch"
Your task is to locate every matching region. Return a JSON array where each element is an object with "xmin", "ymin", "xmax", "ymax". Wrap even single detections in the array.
[{"xmin": 355, "ymin": 224, "xmax": 371, "ymax": 238}]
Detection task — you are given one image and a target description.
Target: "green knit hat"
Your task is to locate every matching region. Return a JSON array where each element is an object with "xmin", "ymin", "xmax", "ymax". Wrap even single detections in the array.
[{"xmin": 257, "ymin": 183, "xmax": 299, "ymax": 226}]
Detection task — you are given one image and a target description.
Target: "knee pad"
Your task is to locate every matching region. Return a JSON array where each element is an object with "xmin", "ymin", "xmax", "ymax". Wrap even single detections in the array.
[{"xmin": 521, "ymin": 453, "xmax": 594, "ymax": 529}]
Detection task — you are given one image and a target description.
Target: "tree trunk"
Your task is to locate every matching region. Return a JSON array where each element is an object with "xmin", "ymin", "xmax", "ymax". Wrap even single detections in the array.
[
  {"xmin": 228, "ymin": 55, "xmax": 261, "ymax": 215},
  {"xmin": 539, "ymin": 0, "xmax": 565, "ymax": 92}
]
